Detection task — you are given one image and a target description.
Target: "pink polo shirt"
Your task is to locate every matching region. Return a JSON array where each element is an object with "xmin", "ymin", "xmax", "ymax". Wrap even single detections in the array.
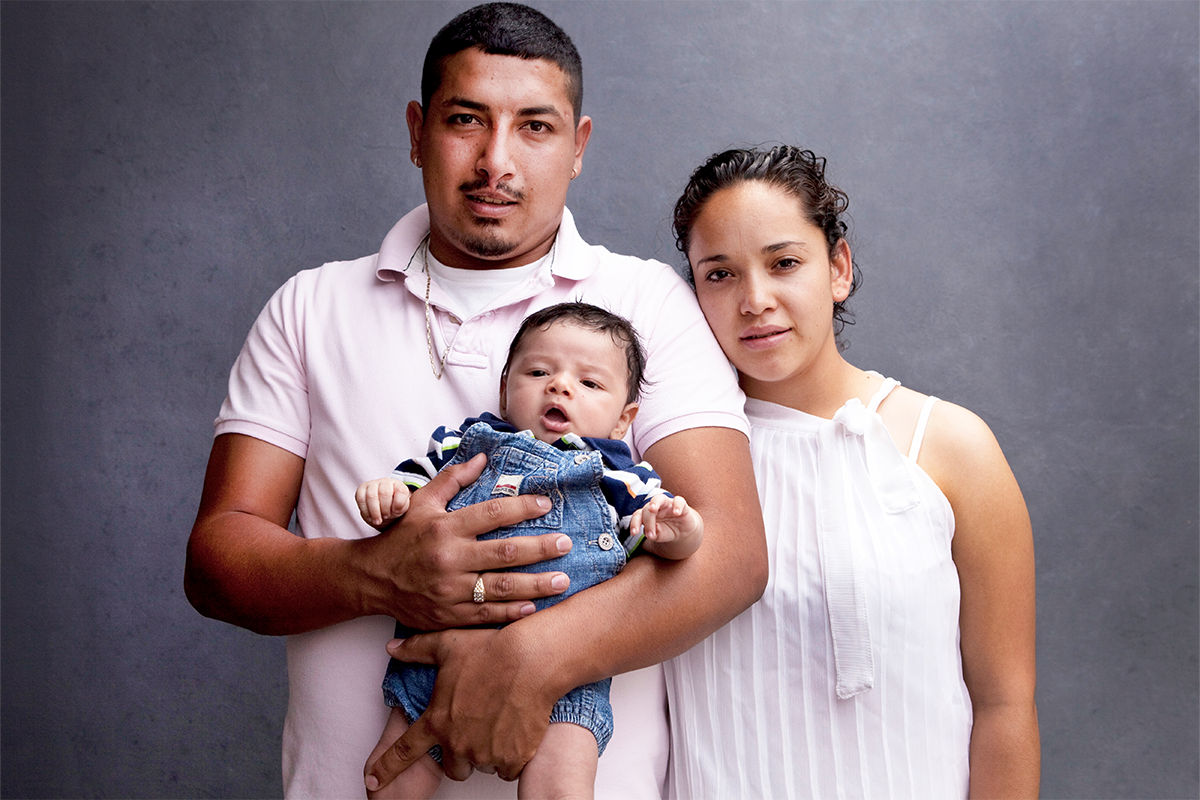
[{"xmin": 215, "ymin": 205, "xmax": 747, "ymax": 799}]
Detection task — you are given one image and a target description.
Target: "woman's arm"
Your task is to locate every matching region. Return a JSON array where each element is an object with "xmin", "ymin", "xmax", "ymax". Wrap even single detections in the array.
[{"xmin": 921, "ymin": 402, "xmax": 1041, "ymax": 799}]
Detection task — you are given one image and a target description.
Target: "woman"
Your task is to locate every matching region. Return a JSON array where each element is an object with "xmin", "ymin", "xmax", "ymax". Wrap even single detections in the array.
[{"xmin": 665, "ymin": 146, "xmax": 1039, "ymax": 798}]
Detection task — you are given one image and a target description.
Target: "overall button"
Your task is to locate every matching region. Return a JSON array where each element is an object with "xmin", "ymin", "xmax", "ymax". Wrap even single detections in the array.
[
  {"xmin": 597, "ymin": 533, "xmax": 615, "ymax": 551},
  {"xmin": 573, "ymin": 453, "xmax": 590, "ymax": 464}
]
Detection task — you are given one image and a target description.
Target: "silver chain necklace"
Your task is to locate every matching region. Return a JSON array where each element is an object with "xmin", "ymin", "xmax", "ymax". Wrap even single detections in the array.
[
  {"xmin": 413, "ymin": 233, "xmax": 557, "ymax": 380},
  {"xmin": 412, "ymin": 235, "xmax": 457, "ymax": 380}
]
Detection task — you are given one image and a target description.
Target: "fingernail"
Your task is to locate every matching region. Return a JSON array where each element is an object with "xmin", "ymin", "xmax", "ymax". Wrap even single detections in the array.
[
  {"xmin": 385, "ymin": 638, "xmax": 405, "ymax": 655},
  {"xmin": 536, "ymin": 496, "xmax": 552, "ymax": 511},
  {"xmin": 556, "ymin": 535, "xmax": 572, "ymax": 553},
  {"xmin": 551, "ymin": 573, "xmax": 570, "ymax": 591},
  {"xmin": 365, "ymin": 775, "xmax": 380, "ymax": 791},
  {"xmin": 520, "ymin": 602, "xmax": 536, "ymax": 616}
]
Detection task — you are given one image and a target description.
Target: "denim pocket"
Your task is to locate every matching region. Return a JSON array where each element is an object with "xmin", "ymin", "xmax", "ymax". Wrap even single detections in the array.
[{"xmin": 450, "ymin": 446, "xmax": 565, "ymax": 532}]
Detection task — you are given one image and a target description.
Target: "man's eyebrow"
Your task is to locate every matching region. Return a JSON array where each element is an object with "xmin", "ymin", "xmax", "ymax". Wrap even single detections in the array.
[
  {"xmin": 441, "ymin": 96, "xmax": 565, "ymax": 119},
  {"xmin": 442, "ymin": 96, "xmax": 489, "ymax": 112},
  {"xmin": 517, "ymin": 105, "xmax": 563, "ymax": 118}
]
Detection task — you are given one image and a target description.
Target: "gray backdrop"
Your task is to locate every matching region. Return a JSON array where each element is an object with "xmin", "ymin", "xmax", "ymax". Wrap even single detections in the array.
[{"xmin": 2, "ymin": 1, "xmax": 1196, "ymax": 798}]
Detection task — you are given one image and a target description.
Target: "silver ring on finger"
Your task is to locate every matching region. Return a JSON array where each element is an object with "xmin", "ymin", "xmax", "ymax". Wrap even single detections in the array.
[{"xmin": 472, "ymin": 574, "xmax": 486, "ymax": 604}]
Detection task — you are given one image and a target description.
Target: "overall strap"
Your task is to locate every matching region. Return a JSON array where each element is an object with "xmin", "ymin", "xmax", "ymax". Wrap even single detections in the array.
[{"xmin": 908, "ymin": 395, "xmax": 940, "ymax": 461}]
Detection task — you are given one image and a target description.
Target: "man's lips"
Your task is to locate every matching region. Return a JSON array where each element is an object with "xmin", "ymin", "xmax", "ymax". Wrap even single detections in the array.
[
  {"xmin": 461, "ymin": 181, "xmax": 523, "ymax": 216},
  {"xmin": 466, "ymin": 192, "xmax": 517, "ymax": 206}
]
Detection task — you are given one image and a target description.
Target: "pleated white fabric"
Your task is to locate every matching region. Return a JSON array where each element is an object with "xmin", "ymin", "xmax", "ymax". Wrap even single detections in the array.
[{"xmin": 665, "ymin": 379, "xmax": 972, "ymax": 799}]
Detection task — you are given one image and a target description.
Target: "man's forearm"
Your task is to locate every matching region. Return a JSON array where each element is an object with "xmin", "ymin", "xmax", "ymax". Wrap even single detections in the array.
[
  {"xmin": 186, "ymin": 515, "xmax": 375, "ymax": 635},
  {"xmin": 185, "ymin": 433, "xmax": 574, "ymax": 637},
  {"xmin": 184, "ymin": 434, "xmax": 374, "ymax": 635},
  {"xmin": 496, "ymin": 426, "xmax": 767, "ymax": 697}
]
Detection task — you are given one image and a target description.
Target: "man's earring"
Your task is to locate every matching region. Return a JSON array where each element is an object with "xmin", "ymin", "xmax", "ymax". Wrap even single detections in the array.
[
  {"xmin": 412, "ymin": 154, "xmax": 422, "ymax": 168},
  {"xmin": 570, "ymin": 167, "xmax": 578, "ymax": 180}
]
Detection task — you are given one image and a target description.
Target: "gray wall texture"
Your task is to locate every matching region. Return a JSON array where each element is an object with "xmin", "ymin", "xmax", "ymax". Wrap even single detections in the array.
[{"xmin": 2, "ymin": 1, "xmax": 1196, "ymax": 798}]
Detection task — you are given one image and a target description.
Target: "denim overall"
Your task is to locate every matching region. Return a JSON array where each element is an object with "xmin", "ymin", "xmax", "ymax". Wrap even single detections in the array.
[{"xmin": 382, "ymin": 421, "xmax": 629, "ymax": 754}]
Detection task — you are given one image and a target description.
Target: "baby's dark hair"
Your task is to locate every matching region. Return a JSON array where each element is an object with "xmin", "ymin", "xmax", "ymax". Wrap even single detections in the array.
[
  {"xmin": 673, "ymin": 145, "xmax": 862, "ymax": 339},
  {"xmin": 502, "ymin": 302, "xmax": 646, "ymax": 404}
]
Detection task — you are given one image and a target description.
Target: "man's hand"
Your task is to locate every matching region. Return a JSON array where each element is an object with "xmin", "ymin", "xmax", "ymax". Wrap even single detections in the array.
[
  {"xmin": 359, "ymin": 452, "xmax": 574, "ymax": 630},
  {"xmin": 186, "ymin": 434, "xmax": 572, "ymax": 635},
  {"xmin": 364, "ymin": 628, "xmax": 556, "ymax": 790}
]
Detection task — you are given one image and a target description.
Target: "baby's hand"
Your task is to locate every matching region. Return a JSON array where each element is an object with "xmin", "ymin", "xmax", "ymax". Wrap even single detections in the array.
[
  {"xmin": 632, "ymin": 494, "xmax": 703, "ymax": 560},
  {"xmin": 355, "ymin": 477, "xmax": 412, "ymax": 529}
]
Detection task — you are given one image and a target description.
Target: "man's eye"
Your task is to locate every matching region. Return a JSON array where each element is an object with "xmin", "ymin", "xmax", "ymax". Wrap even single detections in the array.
[
  {"xmin": 449, "ymin": 114, "xmax": 478, "ymax": 125},
  {"xmin": 526, "ymin": 120, "xmax": 549, "ymax": 133}
]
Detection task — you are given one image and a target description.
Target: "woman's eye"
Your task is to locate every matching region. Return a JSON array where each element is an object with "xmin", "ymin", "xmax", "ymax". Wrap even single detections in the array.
[
  {"xmin": 704, "ymin": 269, "xmax": 731, "ymax": 283},
  {"xmin": 775, "ymin": 257, "xmax": 802, "ymax": 271}
]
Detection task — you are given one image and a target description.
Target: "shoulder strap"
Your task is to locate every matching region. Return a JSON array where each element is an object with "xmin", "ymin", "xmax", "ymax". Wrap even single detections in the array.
[
  {"xmin": 866, "ymin": 377, "xmax": 901, "ymax": 413},
  {"xmin": 908, "ymin": 396, "xmax": 939, "ymax": 461}
]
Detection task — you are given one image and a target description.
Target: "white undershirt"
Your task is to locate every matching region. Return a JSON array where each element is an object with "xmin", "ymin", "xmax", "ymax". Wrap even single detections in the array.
[{"xmin": 426, "ymin": 250, "xmax": 546, "ymax": 320}]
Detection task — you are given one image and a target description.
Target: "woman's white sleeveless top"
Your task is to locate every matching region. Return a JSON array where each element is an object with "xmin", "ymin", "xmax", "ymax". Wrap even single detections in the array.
[{"xmin": 665, "ymin": 377, "xmax": 971, "ymax": 799}]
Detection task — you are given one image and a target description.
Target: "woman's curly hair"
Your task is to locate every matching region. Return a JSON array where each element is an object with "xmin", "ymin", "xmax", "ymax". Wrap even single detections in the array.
[{"xmin": 673, "ymin": 145, "xmax": 862, "ymax": 340}]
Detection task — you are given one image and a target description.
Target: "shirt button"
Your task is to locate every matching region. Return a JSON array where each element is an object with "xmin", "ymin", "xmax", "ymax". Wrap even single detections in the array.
[{"xmin": 597, "ymin": 533, "xmax": 615, "ymax": 551}]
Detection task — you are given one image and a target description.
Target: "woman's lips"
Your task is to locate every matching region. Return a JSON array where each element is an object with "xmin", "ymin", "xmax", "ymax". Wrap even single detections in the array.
[{"xmin": 740, "ymin": 326, "xmax": 791, "ymax": 350}]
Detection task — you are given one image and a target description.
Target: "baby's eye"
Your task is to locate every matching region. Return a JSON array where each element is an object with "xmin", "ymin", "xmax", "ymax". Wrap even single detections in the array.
[
  {"xmin": 581, "ymin": 379, "xmax": 601, "ymax": 389},
  {"xmin": 528, "ymin": 368, "xmax": 549, "ymax": 377}
]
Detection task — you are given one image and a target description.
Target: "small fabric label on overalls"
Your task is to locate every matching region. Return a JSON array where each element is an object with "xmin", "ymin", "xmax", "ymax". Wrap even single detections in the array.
[{"xmin": 493, "ymin": 474, "xmax": 523, "ymax": 497}]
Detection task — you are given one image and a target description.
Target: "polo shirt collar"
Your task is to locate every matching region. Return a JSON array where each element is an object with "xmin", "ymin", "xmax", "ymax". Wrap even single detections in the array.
[{"xmin": 374, "ymin": 205, "xmax": 596, "ymax": 282}]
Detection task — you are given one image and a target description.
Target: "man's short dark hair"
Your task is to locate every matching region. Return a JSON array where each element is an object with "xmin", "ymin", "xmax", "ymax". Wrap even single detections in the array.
[{"xmin": 422, "ymin": 2, "xmax": 583, "ymax": 122}]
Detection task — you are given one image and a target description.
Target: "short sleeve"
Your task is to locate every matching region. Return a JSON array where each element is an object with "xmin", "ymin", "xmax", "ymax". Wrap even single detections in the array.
[{"xmin": 213, "ymin": 273, "xmax": 311, "ymax": 458}]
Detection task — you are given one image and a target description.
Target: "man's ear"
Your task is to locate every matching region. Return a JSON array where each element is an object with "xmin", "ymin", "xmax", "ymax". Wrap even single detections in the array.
[
  {"xmin": 610, "ymin": 402, "xmax": 639, "ymax": 440},
  {"xmin": 406, "ymin": 100, "xmax": 424, "ymax": 166},
  {"xmin": 571, "ymin": 115, "xmax": 592, "ymax": 180}
]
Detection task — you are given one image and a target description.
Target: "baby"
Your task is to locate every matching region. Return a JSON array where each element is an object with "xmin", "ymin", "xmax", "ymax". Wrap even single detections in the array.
[{"xmin": 357, "ymin": 302, "xmax": 703, "ymax": 799}]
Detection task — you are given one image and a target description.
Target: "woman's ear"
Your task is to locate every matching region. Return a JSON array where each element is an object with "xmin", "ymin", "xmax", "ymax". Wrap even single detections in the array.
[{"xmin": 830, "ymin": 238, "xmax": 854, "ymax": 302}]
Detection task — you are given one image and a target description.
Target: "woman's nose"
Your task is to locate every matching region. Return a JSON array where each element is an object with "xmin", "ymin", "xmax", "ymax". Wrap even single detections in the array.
[{"xmin": 740, "ymin": 274, "xmax": 775, "ymax": 315}]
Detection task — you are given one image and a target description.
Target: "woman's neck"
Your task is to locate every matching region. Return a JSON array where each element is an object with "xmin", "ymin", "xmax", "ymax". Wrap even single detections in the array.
[{"xmin": 740, "ymin": 355, "xmax": 874, "ymax": 419}]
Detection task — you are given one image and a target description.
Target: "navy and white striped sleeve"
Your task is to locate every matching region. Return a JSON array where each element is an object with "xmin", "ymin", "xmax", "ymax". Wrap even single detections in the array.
[
  {"xmin": 600, "ymin": 460, "xmax": 672, "ymax": 554},
  {"xmin": 391, "ymin": 424, "xmax": 464, "ymax": 490}
]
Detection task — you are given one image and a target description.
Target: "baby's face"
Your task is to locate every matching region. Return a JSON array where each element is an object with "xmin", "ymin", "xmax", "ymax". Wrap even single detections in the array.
[{"xmin": 500, "ymin": 321, "xmax": 638, "ymax": 444}]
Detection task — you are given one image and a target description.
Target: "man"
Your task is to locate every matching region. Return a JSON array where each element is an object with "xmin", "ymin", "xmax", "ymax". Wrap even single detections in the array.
[{"xmin": 185, "ymin": 4, "xmax": 766, "ymax": 798}]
